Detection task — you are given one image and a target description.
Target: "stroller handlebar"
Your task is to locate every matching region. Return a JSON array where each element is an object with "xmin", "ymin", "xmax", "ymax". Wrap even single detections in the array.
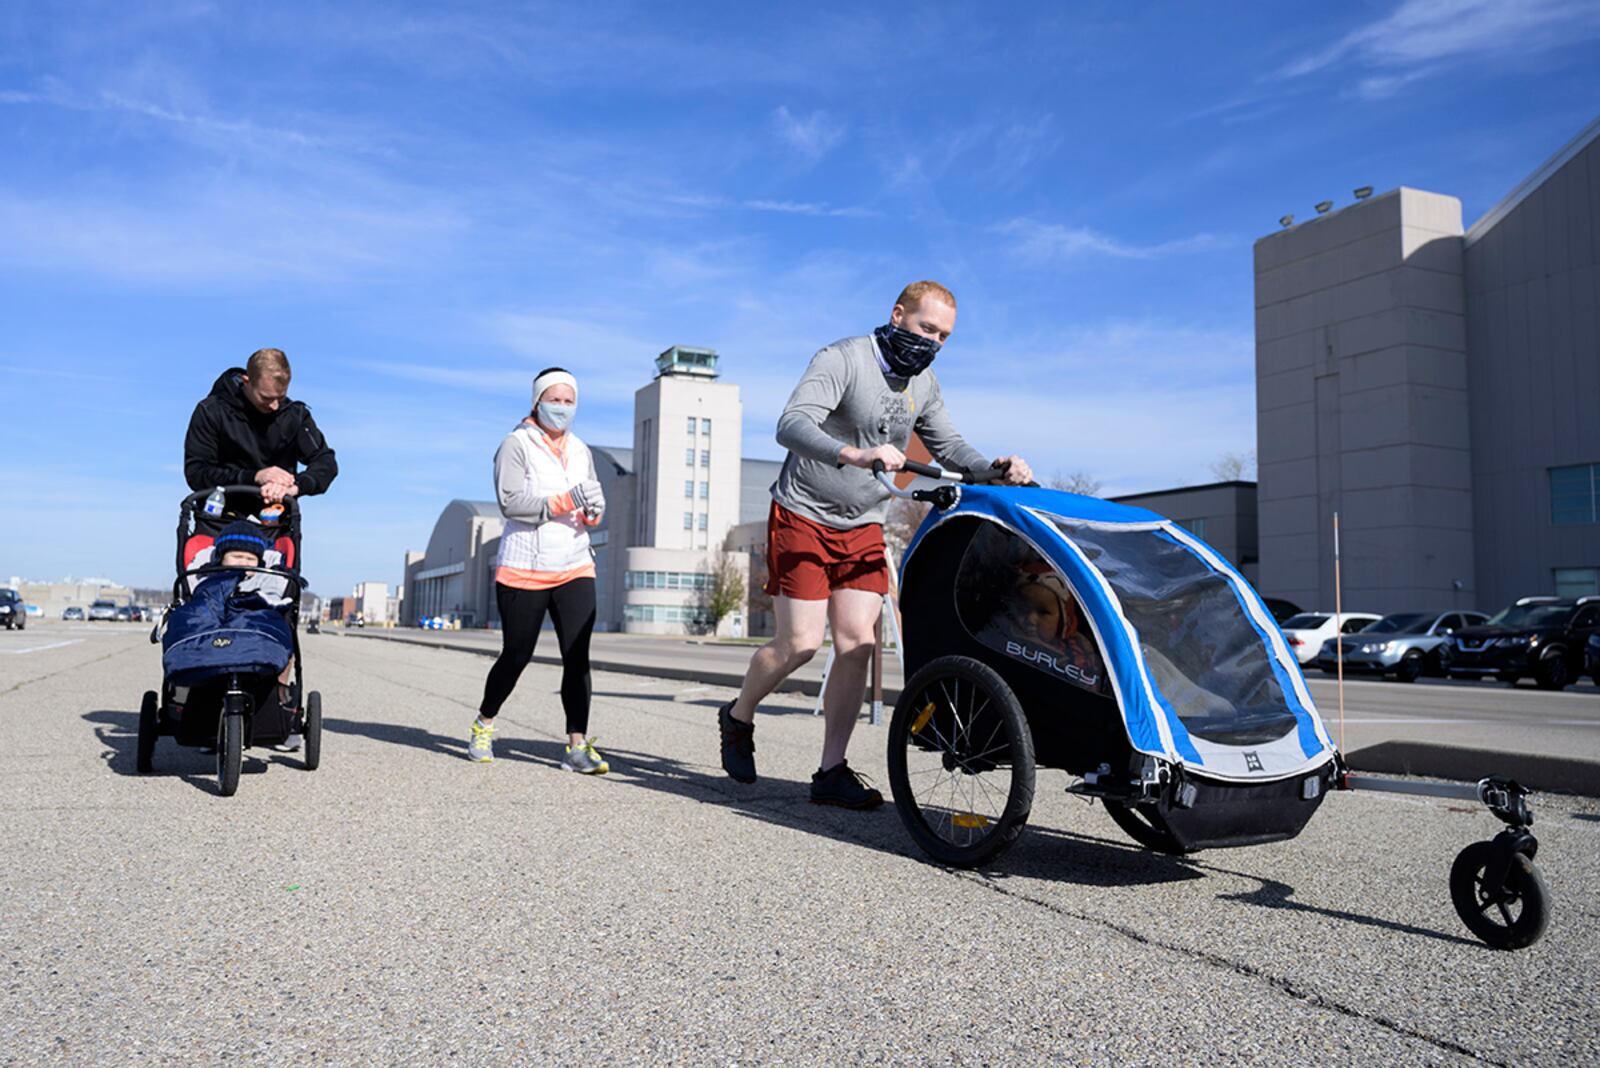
[{"xmin": 180, "ymin": 485, "xmax": 302, "ymax": 519}]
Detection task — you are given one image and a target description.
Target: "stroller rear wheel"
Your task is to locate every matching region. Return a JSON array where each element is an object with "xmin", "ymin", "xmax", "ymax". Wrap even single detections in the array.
[
  {"xmin": 303, "ymin": 691, "xmax": 322, "ymax": 771},
  {"xmin": 137, "ymin": 690, "xmax": 159, "ymax": 773},
  {"xmin": 217, "ymin": 711, "xmax": 243, "ymax": 797},
  {"xmin": 887, "ymin": 655, "xmax": 1035, "ymax": 868}
]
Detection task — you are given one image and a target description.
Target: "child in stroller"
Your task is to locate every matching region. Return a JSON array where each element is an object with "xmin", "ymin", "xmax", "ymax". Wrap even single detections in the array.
[
  {"xmin": 139, "ymin": 488, "xmax": 323, "ymax": 796},
  {"xmin": 167, "ymin": 520, "xmax": 296, "ymax": 713}
]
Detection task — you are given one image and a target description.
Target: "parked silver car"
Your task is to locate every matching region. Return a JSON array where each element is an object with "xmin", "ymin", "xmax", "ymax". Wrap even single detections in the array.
[{"xmin": 1316, "ymin": 610, "xmax": 1488, "ymax": 682}]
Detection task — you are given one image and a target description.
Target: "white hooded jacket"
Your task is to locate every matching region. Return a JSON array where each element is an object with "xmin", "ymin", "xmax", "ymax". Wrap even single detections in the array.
[{"xmin": 493, "ymin": 421, "xmax": 599, "ymax": 574}]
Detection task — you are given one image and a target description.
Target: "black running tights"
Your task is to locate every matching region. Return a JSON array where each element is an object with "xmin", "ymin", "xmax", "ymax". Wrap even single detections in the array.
[{"xmin": 478, "ymin": 578, "xmax": 596, "ymax": 734}]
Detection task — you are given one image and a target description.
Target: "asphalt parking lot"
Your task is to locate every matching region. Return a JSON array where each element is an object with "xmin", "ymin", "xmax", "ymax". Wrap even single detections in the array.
[{"xmin": 3, "ymin": 622, "xmax": 1598, "ymax": 1066}]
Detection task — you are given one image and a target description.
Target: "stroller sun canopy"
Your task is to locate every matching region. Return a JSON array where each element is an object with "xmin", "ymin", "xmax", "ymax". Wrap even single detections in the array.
[{"xmin": 903, "ymin": 486, "xmax": 1334, "ymax": 783}]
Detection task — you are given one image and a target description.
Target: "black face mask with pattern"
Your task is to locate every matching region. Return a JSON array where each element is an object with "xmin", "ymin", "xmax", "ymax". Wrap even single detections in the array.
[{"xmin": 873, "ymin": 323, "xmax": 941, "ymax": 377}]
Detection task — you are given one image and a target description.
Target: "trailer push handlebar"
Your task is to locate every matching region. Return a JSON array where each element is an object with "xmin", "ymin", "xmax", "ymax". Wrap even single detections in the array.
[{"xmin": 873, "ymin": 458, "xmax": 1010, "ymax": 509}]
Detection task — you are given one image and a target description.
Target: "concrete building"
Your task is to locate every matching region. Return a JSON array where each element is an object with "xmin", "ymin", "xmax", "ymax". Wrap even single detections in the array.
[
  {"xmin": 409, "ymin": 500, "xmax": 504, "ymax": 628},
  {"xmin": 352, "ymin": 581, "xmax": 390, "ymax": 625},
  {"xmin": 405, "ymin": 348, "xmax": 772, "ymax": 635},
  {"xmin": 9, "ymin": 578, "xmax": 134, "ymax": 619},
  {"xmin": 1110, "ymin": 481, "xmax": 1260, "ymax": 586},
  {"xmin": 1254, "ymin": 115, "xmax": 1600, "ymax": 613}
]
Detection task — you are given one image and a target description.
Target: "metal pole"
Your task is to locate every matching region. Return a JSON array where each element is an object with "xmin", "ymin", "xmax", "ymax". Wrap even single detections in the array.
[
  {"xmin": 1334, "ymin": 510, "xmax": 1346, "ymax": 754},
  {"xmin": 870, "ymin": 610, "xmax": 884, "ymax": 726}
]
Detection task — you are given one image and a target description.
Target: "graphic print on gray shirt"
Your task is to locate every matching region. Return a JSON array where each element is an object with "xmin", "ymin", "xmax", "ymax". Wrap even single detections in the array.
[{"xmin": 773, "ymin": 335, "xmax": 989, "ymax": 530}]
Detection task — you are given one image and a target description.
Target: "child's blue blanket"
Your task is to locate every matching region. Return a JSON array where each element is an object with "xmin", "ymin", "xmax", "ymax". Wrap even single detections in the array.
[{"xmin": 162, "ymin": 572, "xmax": 294, "ymax": 685}]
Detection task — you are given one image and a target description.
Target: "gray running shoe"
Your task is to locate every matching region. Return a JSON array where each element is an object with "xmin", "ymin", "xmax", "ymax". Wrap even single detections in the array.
[
  {"xmin": 273, "ymin": 733, "xmax": 303, "ymax": 753},
  {"xmin": 561, "ymin": 738, "xmax": 609, "ymax": 774},
  {"xmin": 468, "ymin": 721, "xmax": 496, "ymax": 763}
]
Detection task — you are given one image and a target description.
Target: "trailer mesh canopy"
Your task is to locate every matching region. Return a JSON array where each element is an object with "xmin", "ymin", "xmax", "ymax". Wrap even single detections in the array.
[{"xmin": 1049, "ymin": 519, "xmax": 1299, "ymax": 747}]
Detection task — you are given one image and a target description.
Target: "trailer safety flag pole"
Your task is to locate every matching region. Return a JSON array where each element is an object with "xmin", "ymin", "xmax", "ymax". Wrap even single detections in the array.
[{"xmin": 1334, "ymin": 510, "xmax": 1346, "ymax": 753}]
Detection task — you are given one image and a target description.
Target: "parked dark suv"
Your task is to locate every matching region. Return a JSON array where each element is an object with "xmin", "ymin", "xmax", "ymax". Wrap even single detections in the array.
[
  {"xmin": 0, "ymin": 589, "xmax": 26, "ymax": 631},
  {"xmin": 1447, "ymin": 596, "xmax": 1600, "ymax": 691}
]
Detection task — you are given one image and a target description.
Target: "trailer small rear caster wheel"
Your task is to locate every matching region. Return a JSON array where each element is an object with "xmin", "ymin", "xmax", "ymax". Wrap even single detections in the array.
[{"xmin": 1450, "ymin": 840, "xmax": 1549, "ymax": 950}]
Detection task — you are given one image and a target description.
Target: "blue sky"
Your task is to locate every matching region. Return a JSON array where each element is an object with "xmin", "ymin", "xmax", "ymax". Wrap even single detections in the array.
[{"xmin": 3, "ymin": 0, "xmax": 1598, "ymax": 598}]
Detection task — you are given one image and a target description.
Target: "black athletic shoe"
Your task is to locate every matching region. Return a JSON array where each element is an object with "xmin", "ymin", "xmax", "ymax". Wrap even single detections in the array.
[
  {"xmin": 809, "ymin": 761, "xmax": 883, "ymax": 810},
  {"xmin": 718, "ymin": 701, "xmax": 757, "ymax": 783}
]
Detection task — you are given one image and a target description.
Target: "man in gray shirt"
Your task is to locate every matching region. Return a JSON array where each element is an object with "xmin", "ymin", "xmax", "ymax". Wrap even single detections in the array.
[{"xmin": 718, "ymin": 280, "xmax": 1033, "ymax": 807}]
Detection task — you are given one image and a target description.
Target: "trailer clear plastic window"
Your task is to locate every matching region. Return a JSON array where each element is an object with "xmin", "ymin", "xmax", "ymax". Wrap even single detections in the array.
[{"xmin": 1047, "ymin": 518, "xmax": 1299, "ymax": 747}]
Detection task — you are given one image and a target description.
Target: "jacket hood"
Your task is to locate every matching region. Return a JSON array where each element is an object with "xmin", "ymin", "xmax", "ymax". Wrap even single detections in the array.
[
  {"xmin": 211, "ymin": 367, "xmax": 295, "ymax": 418},
  {"xmin": 209, "ymin": 368, "xmax": 249, "ymax": 409}
]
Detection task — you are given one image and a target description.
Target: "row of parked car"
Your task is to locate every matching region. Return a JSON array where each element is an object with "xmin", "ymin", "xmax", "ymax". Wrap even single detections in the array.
[
  {"xmin": 1274, "ymin": 596, "xmax": 1600, "ymax": 690},
  {"xmin": 61, "ymin": 601, "xmax": 160, "ymax": 623}
]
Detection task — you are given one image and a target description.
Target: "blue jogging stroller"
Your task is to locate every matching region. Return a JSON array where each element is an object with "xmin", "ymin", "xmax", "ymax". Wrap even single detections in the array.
[
  {"xmin": 877, "ymin": 461, "xmax": 1550, "ymax": 951},
  {"xmin": 137, "ymin": 486, "xmax": 323, "ymax": 796}
]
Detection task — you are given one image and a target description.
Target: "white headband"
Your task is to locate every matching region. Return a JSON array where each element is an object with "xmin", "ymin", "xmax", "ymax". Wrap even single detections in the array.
[{"xmin": 531, "ymin": 370, "xmax": 578, "ymax": 406}]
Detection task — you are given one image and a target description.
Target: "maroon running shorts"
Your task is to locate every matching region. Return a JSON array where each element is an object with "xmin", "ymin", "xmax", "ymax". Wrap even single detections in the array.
[{"xmin": 763, "ymin": 500, "xmax": 889, "ymax": 601}]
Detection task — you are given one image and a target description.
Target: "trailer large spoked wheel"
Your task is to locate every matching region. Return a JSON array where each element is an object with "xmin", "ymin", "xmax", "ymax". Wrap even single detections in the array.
[
  {"xmin": 887, "ymin": 655, "xmax": 1035, "ymax": 868},
  {"xmin": 217, "ymin": 712, "xmax": 243, "ymax": 797},
  {"xmin": 1450, "ymin": 840, "xmax": 1549, "ymax": 950},
  {"xmin": 136, "ymin": 690, "xmax": 159, "ymax": 773},
  {"xmin": 1103, "ymin": 800, "xmax": 1191, "ymax": 855}
]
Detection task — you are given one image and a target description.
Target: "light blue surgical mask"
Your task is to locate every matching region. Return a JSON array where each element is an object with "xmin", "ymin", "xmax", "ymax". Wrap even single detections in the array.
[{"xmin": 536, "ymin": 401, "xmax": 576, "ymax": 432}]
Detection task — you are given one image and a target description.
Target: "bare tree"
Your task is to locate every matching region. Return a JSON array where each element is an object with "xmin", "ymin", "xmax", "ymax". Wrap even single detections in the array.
[
  {"xmin": 696, "ymin": 547, "xmax": 747, "ymax": 636},
  {"xmin": 1047, "ymin": 470, "xmax": 1103, "ymax": 497},
  {"xmin": 1210, "ymin": 450, "xmax": 1257, "ymax": 482}
]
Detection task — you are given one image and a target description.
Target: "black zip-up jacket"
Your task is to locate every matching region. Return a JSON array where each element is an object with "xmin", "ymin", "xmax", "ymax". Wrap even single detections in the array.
[{"xmin": 183, "ymin": 369, "xmax": 339, "ymax": 496}]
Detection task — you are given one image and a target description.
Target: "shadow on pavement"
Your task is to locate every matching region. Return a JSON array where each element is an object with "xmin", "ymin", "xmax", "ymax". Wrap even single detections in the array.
[
  {"xmin": 1208, "ymin": 864, "xmax": 1481, "ymax": 949},
  {"xmin": 85, "ymin": 709, "xmax": 289, "ymax": 796},
  {"xmin": 600, "ymin": 745, "xmax": 1211, "ymax": 890},
  {"xmin": 321, "ymin": 716, "xmax": 568, "ymax": 767},
  {"xmin": 604, "ymin": 746, "xmax": 1479, "ymax": 943}
]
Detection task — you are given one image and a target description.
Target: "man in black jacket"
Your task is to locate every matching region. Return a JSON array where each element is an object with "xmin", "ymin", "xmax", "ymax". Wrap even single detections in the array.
[{"xmin": 184, "ymin": 348, "xmax": 338, "ymax": 504}]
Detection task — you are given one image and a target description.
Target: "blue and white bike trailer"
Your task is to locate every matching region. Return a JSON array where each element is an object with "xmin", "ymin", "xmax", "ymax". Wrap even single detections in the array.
[{"xmin": 879, "ymin": 461, "xmax": 1549, "ymax": 950}]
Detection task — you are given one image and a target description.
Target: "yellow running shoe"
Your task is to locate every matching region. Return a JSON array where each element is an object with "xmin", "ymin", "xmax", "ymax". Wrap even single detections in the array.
[
  {"xmin": 468, "ymin": 720, "xmax": 496, "ymax": 763},
  {"xmin": 562, "ymin": 737, "xmax": 608, "ymax": 774}
]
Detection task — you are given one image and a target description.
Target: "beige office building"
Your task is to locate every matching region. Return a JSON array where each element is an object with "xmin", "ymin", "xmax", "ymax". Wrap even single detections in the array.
[{"xmin": 1254, "ymin": 116, "xmax": 1600, "ymax": 612}]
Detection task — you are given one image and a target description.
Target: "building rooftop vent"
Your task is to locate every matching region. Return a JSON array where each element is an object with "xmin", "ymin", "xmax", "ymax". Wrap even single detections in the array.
[{"xmin": 656, "ymin": 345, "xmax": 720, "ymax": 379}]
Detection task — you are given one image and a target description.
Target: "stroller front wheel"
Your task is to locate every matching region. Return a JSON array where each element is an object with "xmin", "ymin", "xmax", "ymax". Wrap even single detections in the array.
[
  {"xmin": 887, "ymin": 655, "xmax": 1035, "ymax": 868},
  {"xmin": 217, "ymin": 711, "xmax": 243, "ymax": 797}
]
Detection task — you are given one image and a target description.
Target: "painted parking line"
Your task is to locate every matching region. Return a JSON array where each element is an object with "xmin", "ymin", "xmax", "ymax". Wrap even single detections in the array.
[
  {"xmin": 1339, "ymin": 717, "xmax": 1472, "ymax": 725},
  {"xmin": 0, "ymin": 639, "xmax": 85, "ymax": 655}
]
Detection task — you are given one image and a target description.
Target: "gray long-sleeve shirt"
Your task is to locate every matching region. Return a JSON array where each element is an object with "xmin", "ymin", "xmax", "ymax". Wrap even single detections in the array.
[{"xmin": 772, "ymin": 335, "xmax": 989, "ymax": 529}]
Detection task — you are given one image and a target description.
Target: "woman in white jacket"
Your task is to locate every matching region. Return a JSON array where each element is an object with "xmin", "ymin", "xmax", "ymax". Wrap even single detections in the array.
[{"xmin": 468, "ymin": 367, "xmax": 608, "ymax": 773}]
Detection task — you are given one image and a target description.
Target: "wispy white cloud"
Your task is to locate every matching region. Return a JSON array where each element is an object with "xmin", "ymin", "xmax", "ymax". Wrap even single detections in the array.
[
  {"xmin": 0, "ymin": 183, "xmax": 465, "ymax": 286},
  {"xmin": 1277, "ymin": 0, "xmax": 1600, "ymax": 97},
  {"xmin": 998, "ymin": 219, "xmax": 1227, "ymax": 262},
  {"xmin": 772, "ymin": 105, "xmax": 844, "ymax": 161},
  {"xmin": 0, "ymin": 79, "xmax": 381, "ymax": 156}
]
